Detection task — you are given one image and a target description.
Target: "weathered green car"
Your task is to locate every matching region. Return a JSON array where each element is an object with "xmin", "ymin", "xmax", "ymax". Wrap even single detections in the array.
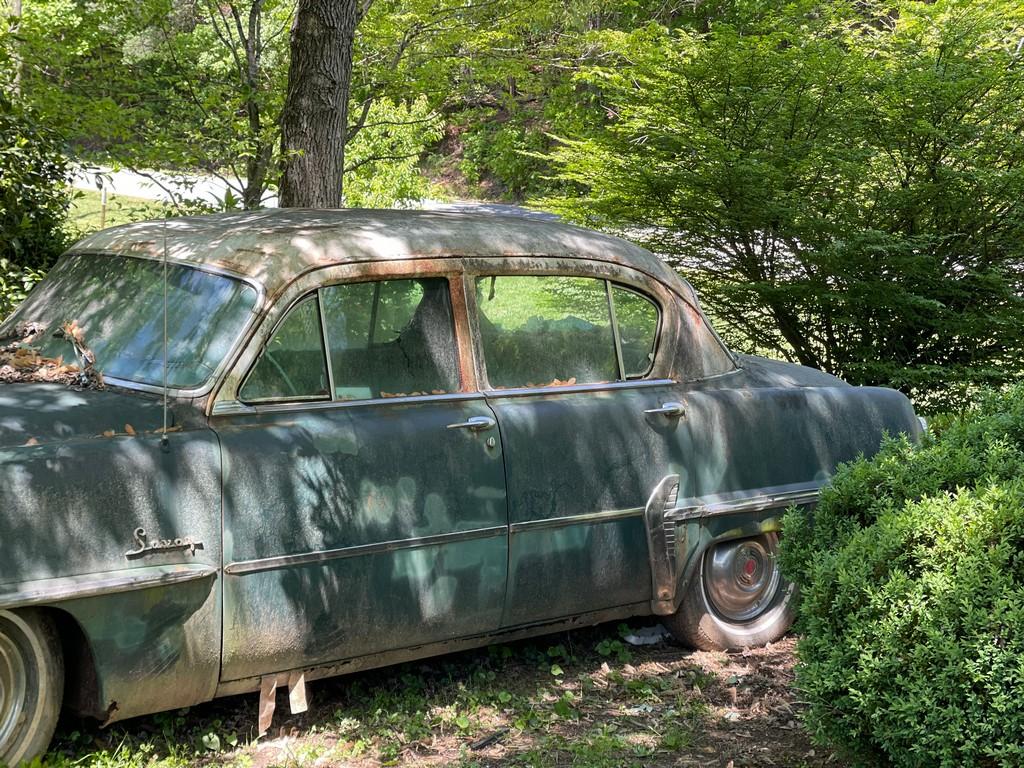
[{"xmin": 0, "ymin": 210, "xmax": 921, "ymax": 765}]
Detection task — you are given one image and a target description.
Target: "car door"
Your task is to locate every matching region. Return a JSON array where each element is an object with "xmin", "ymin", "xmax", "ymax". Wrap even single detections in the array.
[
  {"xmin": 212, "ymin": 271, "xmax": 508, "ymax": 682},
  {"xmin": 466, "ymin": 266, "xmax": 693, "ymax": 627}
]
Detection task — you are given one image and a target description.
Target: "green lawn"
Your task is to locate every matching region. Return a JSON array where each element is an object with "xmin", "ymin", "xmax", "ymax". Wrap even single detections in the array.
[{"xmin": 69, "ymin": 189, "xmax": 167, "ymax": 237}]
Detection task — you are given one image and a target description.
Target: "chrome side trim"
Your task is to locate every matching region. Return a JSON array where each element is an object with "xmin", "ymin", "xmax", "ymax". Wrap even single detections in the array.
[
  {"xmin": 485, "ymin": 378, "xmax": 676, "ymax": 399},
  {"xmin": 506, "ymin": 483, "xmax": 821, "ymax": 537},
  {"xmin": 509, "ymin": 507, "xmax": 644, "ymax": 534},
  {"xmin": 223, "ymin": 486, "xmax": 820, "ymax": 580},
  {"xmin": 666, "ymin": 484, "xmax": 822, "ymax": 522},
  {"xmin": 225, "ymin": 525, "xmax": 508, "ymax": 576},
  {"xmin": 0, "ymin": 564, "xmax": 217, "ymax": 611}
]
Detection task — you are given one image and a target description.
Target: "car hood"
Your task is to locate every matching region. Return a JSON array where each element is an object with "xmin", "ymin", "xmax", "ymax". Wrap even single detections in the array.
[{"xmin": 0, "ymin": 382, "xmax": 168, "ymax": 449}]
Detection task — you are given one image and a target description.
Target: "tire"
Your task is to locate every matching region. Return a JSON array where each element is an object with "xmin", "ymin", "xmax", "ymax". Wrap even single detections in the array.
[
  {"xmin": 0, "ymin": 609, "xmax": 64, "ymax": 768},
  {"xmin": 662, "ymin": 533, "xmax": 795, "ymax": 651}
]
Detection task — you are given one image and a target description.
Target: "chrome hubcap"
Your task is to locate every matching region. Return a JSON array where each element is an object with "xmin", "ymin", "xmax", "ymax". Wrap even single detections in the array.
[
  {"xmin": 703, "ymin": 534, "xmax": 781, "ymax": 622},
  {"xmin": 0, "ymin": 622, "xmax": 28, "ymax": 752}
]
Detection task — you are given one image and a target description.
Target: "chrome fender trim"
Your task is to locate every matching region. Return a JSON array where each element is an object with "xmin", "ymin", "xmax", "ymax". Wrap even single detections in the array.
[
  {"xmin": 643, "ymin": 478, "xmax": 823, "ymax": 616},
  {"xmin": 0, "ymin": 564, "xmax": 218, "ymax": 611}
]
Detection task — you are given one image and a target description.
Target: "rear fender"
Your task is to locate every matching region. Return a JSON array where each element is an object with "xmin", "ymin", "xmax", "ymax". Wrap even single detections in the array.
[{"xmin": 643, "ymin": 474, "xmax": 818, "ymax": 616}]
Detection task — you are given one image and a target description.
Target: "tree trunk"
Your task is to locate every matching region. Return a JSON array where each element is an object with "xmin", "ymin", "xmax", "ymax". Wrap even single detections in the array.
[
  {"xmin": 278, "ymin": 0, "xmax": 364, "ymax": 208},
  {"xmin": 241, "ymin": 0, "xmax": 270, "ymax": 209},
  {"xmin": 9, "ymin": 0, "xmax": 22, "ymax": 96}
]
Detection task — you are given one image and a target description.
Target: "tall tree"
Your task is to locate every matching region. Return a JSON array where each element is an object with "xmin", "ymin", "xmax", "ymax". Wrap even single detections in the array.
[
  {"xmin": 278, "ymin": 0, "xmax": 372, "ymax": 207},
  {"xmin": 546, "ymin": 0, "xmax": 1024, "ymax": 411}
]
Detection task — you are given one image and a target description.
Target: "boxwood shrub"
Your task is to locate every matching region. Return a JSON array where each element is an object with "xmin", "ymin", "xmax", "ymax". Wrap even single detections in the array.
[{"xmin": 779, "ymin": 386, "xmax": 1024, "ymax": 767}]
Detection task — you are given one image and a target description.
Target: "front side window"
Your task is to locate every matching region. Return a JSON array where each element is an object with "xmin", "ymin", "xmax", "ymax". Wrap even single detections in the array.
[
  {"xmin": 240, "ymin": 298, "xmax": 329, "ymax": 402},
  {"xmin": 321, "ymin": 278, "xmax": 459, "ymax": 399},
  {"xmin": 241, "ymin": 277, "xmax": 460, "ymax": 403},
  {"xmin": 476, "ymin": 276, "xmax": 617, "ymax": 388}
]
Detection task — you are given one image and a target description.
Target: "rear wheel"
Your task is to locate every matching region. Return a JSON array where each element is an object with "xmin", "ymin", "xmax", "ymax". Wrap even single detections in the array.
[
  {"xmin": 663, "ymin": 533, "xmax": 795, "ymax": 651},
  {"xmin": 0, "ymin": 609, "xmax": 63, "ymax": 767}
]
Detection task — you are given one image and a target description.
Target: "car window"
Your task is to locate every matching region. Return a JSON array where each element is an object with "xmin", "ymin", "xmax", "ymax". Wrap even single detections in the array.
[
  {"xmin": 0, "ymin": 253, "xmax": 256, "ymax": 389},
  {"xmin": 613, "ymin": 286, "xmax": 659, "ymax": 377},
  {"xmin": 476, "ymin": 275, "xmax": 617, "ymax": 388},
  {"xmin": 321, "ymin": 278, "xmax": 459, "ymax": 400},
  {"xmin": 240, "ymin": 297, "xmax": 330, "ymax": 402}
]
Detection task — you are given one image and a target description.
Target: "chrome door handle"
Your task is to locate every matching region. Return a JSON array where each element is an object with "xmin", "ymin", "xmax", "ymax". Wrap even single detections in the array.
[
  {"xmin": 446, "ymin": 415, "xmax": 496, "ymax": 431},
  {"xmin": 644, "ymin": 402, "xmax": 685, "ymax": 417}
]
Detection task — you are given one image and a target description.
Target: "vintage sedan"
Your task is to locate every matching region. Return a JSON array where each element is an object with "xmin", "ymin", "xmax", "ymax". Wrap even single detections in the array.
[{"xmin": 0, "ymin": 209, "xmax": 921, "ymax": 764}]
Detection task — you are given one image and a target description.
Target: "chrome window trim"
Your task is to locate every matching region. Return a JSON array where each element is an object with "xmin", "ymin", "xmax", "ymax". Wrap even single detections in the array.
[
  {"xmin": 470, "ymin": 272, "xmax": 667, "ymax": 391},
  {"xmin": 224, "ymin": 525, "xmax": 508, "ymax": 576},
  {"xmin": 211, "ymin": 390, "xmax": 486, "ymax": 417},
  {"xmin": 0, "ymin": 564, "xmax": 217, "ymax": 611},
  {"xmin": 606, "ymin": 279, "xmax": 626, "ymax": 381},
  {"xmin": 317, "ymin": 287, "xmax": 338, "ymax": 398},
  {"xmin": 483, "ymin": 378, "xmax": 676, "ymax": 399},
  {"xmin": 58, "ymin": 249, "xmax": 267, "ymax": 399}
]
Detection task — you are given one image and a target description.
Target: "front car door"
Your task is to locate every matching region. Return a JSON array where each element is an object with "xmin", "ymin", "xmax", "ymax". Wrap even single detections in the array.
[{"xmin": 210, "ymin": 263, "xmax": 508, "ymax": 682}]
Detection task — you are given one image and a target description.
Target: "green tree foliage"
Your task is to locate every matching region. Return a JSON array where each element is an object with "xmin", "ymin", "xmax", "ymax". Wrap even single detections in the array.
[
  {"xmin": 545, "ymin": 0, "xmax": 1024, "ymax": 410},
  {"xmin": 779, "ymin": 387, "xmax": 1024, "ymax": 766},
  {"xmin": 343, "ymin": 96, "xmax": 443, "ymax": 207},
  {"xmin": 14, "ymin": 0, "xmax": 530, "ymax": 209}
]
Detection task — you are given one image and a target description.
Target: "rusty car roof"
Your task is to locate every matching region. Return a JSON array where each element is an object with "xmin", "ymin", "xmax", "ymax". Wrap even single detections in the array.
[{"xmin": 71, "ymin": 208, "xmax": 696, "ymax": 302}]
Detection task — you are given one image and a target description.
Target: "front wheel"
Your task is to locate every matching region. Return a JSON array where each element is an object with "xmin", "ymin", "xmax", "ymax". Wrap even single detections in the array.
[
  {"xmin": 662, "ymin": 533, "xmax": 795, "ymax": 651},
  {"xmin": 0, "ymin": 609, "xmax": 63, "ymax": 767}
]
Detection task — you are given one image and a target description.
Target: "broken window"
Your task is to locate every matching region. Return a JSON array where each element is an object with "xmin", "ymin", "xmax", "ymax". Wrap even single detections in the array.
[{"xmin": 321, "ymin": 278, "xmax": 459, "ymax": 400}]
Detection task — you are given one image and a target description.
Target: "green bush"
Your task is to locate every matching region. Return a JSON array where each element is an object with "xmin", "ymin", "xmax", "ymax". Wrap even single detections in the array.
[
  {"xmin": 0, "ymin": 258, "xmax": 43, "ymax": 320},
  {"xmin": 780, "ymin": 387, "xmax": 1024, "ymax": 767},
  {"xmin": 0, "ymin": 94, "xmax": 71, "ymax": 273}
]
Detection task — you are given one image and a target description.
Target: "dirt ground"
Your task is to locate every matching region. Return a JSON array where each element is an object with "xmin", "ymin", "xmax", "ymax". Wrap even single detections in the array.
[{"xmin": 45, "ymin": 626, "xmax": 840, "ymax": 768}]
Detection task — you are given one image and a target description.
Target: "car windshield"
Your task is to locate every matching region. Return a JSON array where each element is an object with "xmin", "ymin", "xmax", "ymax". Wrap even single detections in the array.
[{"xmin": 0, "ymin": 253, "xmax": 258, "ymax": 389}]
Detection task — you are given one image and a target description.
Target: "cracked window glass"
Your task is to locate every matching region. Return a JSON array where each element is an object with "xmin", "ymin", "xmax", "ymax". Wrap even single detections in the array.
[{"xmin": 322, "ymin": 278, "xmax": 459, "ymax": 400}]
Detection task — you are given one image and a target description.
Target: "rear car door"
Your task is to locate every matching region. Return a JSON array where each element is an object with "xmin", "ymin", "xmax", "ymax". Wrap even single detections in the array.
[
  {"xmin": 465, "ymin": 264, "xmax": 693, "ymax": 627},
  {"xmin": 212, "ymin": 270, "xmax": 508, "ymax": 682}
]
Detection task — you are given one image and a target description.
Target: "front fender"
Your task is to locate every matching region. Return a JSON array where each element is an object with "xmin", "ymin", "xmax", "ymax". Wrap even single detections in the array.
[{"xmin": 0, "ymin": 428, "xmax": 223, "ymax": 720}]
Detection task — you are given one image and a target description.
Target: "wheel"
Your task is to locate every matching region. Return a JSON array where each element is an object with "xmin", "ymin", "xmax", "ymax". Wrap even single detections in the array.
[
  {"xmin": 662, "ymin": 533, "xmax": 795, "ymax": 651},
  {"xmin": 0, "ymin": 609, "xmax": 63, "ymax": 767}
]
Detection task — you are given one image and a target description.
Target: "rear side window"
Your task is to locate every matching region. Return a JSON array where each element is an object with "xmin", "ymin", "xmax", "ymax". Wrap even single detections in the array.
[
  {"xmin": 613, "ymin": 286, "xmax": 659, "ymax": 378},
  {"xmin": 477, "ymin": 276, "xmax": 615, "ymax": 388},
  {"xmin": 240, "ymin": 297, "xmax": 329, "ymax": 402},
  {"xmin": 321, "ymin": 278, "xmax": 459, "ymax": 399},
  {"xmin": 476, "ymin": 275, "xmax": 660, "ymax": 389}
]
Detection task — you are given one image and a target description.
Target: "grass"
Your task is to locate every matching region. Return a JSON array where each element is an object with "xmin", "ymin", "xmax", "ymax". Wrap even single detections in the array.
[
  {"xmin": 36, "ymin": 624, "xmax": 833, "ymax": 768},
  {"xmin": 68, "ymin": 189, "xmax": 167, "ymax": 238}
]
